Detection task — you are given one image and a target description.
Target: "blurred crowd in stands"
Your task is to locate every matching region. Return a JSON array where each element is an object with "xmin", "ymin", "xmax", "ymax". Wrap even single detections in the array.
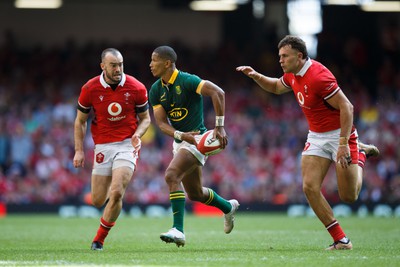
[{"xmin": 0, "ymin": 22, "xmax": 399, "ymax": 207}]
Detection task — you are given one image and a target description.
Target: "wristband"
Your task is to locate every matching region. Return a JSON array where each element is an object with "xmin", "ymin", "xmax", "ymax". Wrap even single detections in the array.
[
  {"xmin": 174, "ymin": 131, "xmax": 183, "ymax": 141},
  {"xmin": 216, "ymin": 116, "xmax": 225, "ymax": 127}
]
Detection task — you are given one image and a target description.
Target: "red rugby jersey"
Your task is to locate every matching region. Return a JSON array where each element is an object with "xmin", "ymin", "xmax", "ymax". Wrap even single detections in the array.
[
  {"xmin": 281, "ymin": 59, "xmax": 341, "ymax": 133},
  {"xmin": 78, "ymin": 73, "xmax": 148, "ymax": 144}
]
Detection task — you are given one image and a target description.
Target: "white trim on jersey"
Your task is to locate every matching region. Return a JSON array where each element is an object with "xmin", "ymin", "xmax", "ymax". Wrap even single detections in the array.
[
  {"xmin": 295, "ymin": 57, "xmax": 312, "ymax": 77},
  {"xmin": 136, "ymin": 101, "xmax": 148, "ymax": 108},
  {"xmin": 77, "ymin": 101, "xmax": 90, "ymax": 110},
  {"xmin": 280, "ymin": 77, "xmax": 291, "ymax": 89},
  {"xmin": 324, "ymin": 87, "xmax": 341, "ymax": 100},
  {"xmin": 100, "ymin": 72, "xmax": 126, "ymax": 88}
]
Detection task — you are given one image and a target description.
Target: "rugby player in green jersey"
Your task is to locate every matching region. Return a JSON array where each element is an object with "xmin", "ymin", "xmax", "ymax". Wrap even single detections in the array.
[{"xmin": 149, "ymin": 46, "xmax": 239, "ymax": 247}]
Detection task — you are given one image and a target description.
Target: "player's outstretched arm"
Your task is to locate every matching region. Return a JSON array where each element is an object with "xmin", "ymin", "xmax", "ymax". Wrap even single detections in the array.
[{"xmin": 236, "ymin": 66, "xmax": 291, "ymax": 95}]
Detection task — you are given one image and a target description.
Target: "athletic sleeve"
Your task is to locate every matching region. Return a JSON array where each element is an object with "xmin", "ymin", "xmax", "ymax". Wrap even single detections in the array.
[
  {"xmin": 135, "ymin": 83, "xmax": 149, "ymax": 113},
  {"xmin": 181, "ymin": 72, "xmax": 202, "ymax": 94},
  {"xmin": 77, "ymin": 83, "xmax": 92, "ymax": 113},
  {"xmin": 315, "ymin": 69, "xmax": 340, "ymax": 100},
  {"xmin": 280, "ymin": 73, "xmax": 292, "ymax": 89},
  {"xmin": 148, "ymin": 83, "xmax": 160, "ymax": 108}
]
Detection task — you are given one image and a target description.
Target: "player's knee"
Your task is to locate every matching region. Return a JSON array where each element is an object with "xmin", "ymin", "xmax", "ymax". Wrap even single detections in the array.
[
  {"xmin": 91, "ymin": 195, "xmax": 107, "ymax": 208},
  {"xmin": 164, "ymin": 168, "xmax": 180, "ymax": 185},
  {"xmin": 302, "ymin": 183, "xmax": 319, "ymax": 197},
  {"xmin": 339, "ymin": 192, "xmax": 358, "ymax": 203},
  {"xmin": 109, "ymin": 189, "xmax": 124, "ymax": 202}
]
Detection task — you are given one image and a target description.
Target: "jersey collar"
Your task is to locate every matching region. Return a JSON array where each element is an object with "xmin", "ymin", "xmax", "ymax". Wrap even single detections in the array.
[
  {"xmin": 295, "ymin": 57, "xmax": 312, "ymax": 77},
  {"xmin": 100, "ymin": 72, "xmax": 126, "ymax": 88},
  {"xmin": 161, "ymin": 69, "xmax": 179, "ymax": 88}
]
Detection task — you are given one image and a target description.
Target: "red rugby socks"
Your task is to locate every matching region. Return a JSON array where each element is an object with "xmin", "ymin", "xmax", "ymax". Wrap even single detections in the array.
[
  {"xmin": 93, "ymin": 217, "xmax": 115, "ymax": 245},
  {"xmin": 325, "ymin": 220, "xmax": 346, "ymax": 242}
]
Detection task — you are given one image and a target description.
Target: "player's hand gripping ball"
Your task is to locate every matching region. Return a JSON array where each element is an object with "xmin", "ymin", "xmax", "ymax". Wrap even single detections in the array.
[{"xmin": 197, "ymin": 130, "xmax": 223, "ymax": 156}]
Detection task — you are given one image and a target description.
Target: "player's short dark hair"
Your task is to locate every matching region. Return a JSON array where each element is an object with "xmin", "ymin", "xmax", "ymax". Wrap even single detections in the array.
[
  {"xmin": 101, "ymin": 48, "xmax": 122, "ymax": 62},
  {"xmin": 278, "ymin": 35, "xmax": 308, "ymax": 59},
  {"xmin": 153, "ymin": 46, "xmax": 177, "ymax": 63}
]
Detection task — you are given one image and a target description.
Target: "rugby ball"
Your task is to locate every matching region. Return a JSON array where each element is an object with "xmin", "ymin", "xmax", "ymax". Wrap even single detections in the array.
[{"xmin": 197, "ymin": 130, "xmax": 223, "ymax": 156}]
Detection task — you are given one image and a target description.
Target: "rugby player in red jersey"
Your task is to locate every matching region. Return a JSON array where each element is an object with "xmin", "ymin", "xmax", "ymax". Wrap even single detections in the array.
[
  {"xmin": 73, "ymin": 48, "xmax": 150, "ymax": 251},
  {"xmin": 237, "ymin": 35, "xmax": 379, "ymax": 250}
]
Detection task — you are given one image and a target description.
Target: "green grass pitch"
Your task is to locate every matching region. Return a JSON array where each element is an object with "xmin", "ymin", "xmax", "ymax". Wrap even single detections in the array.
[{"xmin": 0, "ymin": 213, "xmax": 399, "ymax": 266}]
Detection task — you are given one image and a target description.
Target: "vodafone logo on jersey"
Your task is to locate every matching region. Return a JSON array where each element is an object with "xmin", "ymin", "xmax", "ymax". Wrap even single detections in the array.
[
  {"xmin": 297, "ymin": 92, "xmax": 305, "ymax": 105},
  {"xmin": 296, "ymin": 92, "xmax": 311, "ymax": 110},
  {"xmin": 108, "ymin": 102, "xmax": 122, "ymax": 116},
  {"xmin": 107, "ymin": 102, "xmax": 126, "ymax": 121}
]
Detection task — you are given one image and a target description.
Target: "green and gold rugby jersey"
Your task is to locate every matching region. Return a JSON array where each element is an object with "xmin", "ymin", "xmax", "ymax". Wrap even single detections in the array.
[{"xmin": 149, "ymin": 69, "xmax": 207, "ymax": 135}]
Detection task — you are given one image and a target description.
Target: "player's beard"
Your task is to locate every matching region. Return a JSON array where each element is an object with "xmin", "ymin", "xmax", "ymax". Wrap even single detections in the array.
[{"xmin": 105, "ymin": 70, "xmax": 122, "ymax": 84}]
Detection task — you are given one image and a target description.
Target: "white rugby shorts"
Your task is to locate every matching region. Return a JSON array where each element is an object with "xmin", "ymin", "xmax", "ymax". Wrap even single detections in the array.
[
  {"xmin": 302, "ymin": 128, "xmax": 359, "ymax": 164},
  {"xmin": 173, "ymin": 134, "xmax": 207, "ymax": 166},
  {"xmin": 92, "ymin": 138, "xmax": 138, "ymax": 176}
]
